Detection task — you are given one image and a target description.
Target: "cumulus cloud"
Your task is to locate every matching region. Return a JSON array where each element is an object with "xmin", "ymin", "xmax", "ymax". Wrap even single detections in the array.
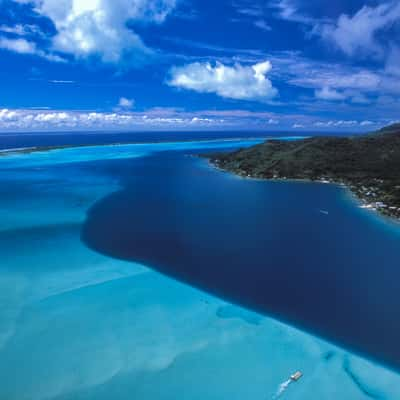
[
  {"xmin": 0, "ymin": 107, "xmax": 288, "ymax": 131},
  {"xmin": 168, "ymin": 60, "xmax": 278, "ymax": 101},
  {"xmin": 315, "ymin": 86, "xmax": 346, "ymax": 101},
  {"xmin": 9, "ymin": 0, "xmax": 177, "ymax": 64},
  {"xmin": 0, "ymin": 108, "xmax": 226, "ymax": 131},
  {"xmin": 318, "ymin": 2, "xmax": 400, "ymax": 57},
  {"xmin": 0, "ymin": 107, "xmax": 382, "ymax": 132}
]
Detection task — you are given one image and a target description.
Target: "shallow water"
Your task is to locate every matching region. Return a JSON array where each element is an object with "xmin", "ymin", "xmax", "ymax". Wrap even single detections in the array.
[{"xmin": 1, "ymin": 137, "xmax": 400, "ymax": 399}]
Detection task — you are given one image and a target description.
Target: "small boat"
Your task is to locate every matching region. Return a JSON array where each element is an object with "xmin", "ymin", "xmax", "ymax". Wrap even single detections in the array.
[{"xmin": 290, "ymin": 371, "xmax": 303, "ymax": 382}]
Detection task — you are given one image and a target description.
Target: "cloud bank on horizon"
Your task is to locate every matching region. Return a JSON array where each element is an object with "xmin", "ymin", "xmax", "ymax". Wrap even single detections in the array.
[{"xmin": 0, "ymin": 0, "xmax": 399, "ymax": 131}]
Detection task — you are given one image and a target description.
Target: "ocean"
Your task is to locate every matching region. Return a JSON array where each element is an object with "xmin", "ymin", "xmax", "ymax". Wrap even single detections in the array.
[{"xmin": 0, "ymin": 131, "xmax": 400, "ymax": 399}]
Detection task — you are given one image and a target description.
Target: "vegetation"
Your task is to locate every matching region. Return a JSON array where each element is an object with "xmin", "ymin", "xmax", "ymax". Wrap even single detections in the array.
[{"xmin": 206, "ymin": 124, "xmax": 400, "ymax": 219}]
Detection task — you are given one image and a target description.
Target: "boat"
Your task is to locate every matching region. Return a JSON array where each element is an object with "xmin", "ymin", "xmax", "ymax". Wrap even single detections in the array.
[{"xmin": 290, "ymin": 371, "xmax": 303, "ymax": 382}]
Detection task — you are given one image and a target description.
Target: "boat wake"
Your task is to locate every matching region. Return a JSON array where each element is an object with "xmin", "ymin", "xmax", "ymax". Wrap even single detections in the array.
[{"xmin": 272, "ymin": 379, "xmax": 292, "ymax": 399}]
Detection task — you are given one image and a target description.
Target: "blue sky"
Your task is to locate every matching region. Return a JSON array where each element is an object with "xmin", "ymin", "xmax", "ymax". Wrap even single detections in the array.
[{"xmin": 0, "ymin": 0, "xmax": 399, "ymax": 131}]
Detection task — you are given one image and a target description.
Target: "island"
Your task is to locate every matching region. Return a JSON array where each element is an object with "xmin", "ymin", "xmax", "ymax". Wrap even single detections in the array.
[{"xmin": 206, "ymin": 124, "xmax": 400, "ymax": 220}]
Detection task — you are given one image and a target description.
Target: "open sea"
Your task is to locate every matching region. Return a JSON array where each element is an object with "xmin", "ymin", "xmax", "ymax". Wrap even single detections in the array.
[{"xmin": 1, "ymin": 131, "xmax": 400, "ymax": 399}]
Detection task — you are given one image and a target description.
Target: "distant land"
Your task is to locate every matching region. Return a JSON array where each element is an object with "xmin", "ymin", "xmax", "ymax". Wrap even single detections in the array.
[
  {"xmin": 0, "ymin": 137, "xmax": 265, "ymax": 156},
  {"xmin": 206, "ymin": 124, "xmax": 400, "ymax": 220}
]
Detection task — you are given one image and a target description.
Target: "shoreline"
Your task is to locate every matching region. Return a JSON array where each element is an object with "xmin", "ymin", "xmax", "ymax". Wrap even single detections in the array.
[
  {"xmin": 207, "ymin": 158, "xmax": 400, "ymax": 222},
  {"xmin": 203, "ymin": 128, "xmax": 400, "ymax": 223}
]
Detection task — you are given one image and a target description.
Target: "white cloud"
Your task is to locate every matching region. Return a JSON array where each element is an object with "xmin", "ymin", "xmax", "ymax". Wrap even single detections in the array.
[
  {"xmin": 168, "ymin": 60, "xmax": 278, "ymax": 101},
  {"xmin": 0, "ymin": 24, "xmax": 43, "ymax": 37},
  {"xmin": 118, "ymin": 97, "xmax": 135, "ymax": 109},
  {"xmin": 314, "ymin": 120, "xmax": 358, "ymax": 128},
  {"xmin": 49, "ymin": 80, "xmax": 75, "ymax": 84},
  {"xmin": 0, "ymin": 107, "xmax": 383, "ymax": 132},
  {"xmin": 0, "ymin": 37, "xmax": 36, "ymax": 54},
  {"xmin": 332, "ymin": 120, "xmax": 357, "ymax": 126},
  {"xmin": 315, "ymin": 86, "xmax": 346, "ymax": 101},
  {"xmin": 234, "ymin": 0, "xmax": 316, "ymax": 30},
  {"xmin": 9, "ymin": 0, "xmax": 177, "ymax": 64},
  {"xmin": 270, "ymin": 0, "xmax": 315, "ymax": 25},
  {"xmin": 233, "ymin": 2, "xmax": 263, "ymax": 17},
  {"xmin": 350, "ymin": 93, "xmax": 371, "ymax": 105},
  {"xmin": 0, "ymin": 37, "xmax": 65, "ymax": 62},
  {"xmin": 254, "ymin": 20, "xmax": 271, "ymax": 32},
  {"xmin": 0, "ymin": 108, "xmax": 226, "ymax": 131},
  {"xmin": 190, "ymin": 117, "xmax": 213, "ymax": 124},
  {"xmin": 286, "ymin": 58, "xmax": 400, "ymax": 104},
  {"xmin": 318, "ymin": 2, "xmax": 400, "ymax": 57},
  {"xmin": 360, "ymin": 120, "xmax": 374, "ymax": 126},
  {"xmin": 385, "ymin": 45, "xmax": 400, "ymax": 76},
  {"xmin": 292, "ymin": 70, "xmax": 381, "ymax": 92}
]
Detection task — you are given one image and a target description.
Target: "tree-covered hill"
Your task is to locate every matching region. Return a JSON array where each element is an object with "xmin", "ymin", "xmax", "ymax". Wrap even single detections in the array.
[{"xmin": 206, "ymin": 124, "xmax": 400, "ymax": 219}]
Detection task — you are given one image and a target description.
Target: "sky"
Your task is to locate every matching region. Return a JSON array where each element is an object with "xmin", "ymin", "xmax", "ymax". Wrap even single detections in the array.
[{"xmin": 0, "ymin": 0, "xmax": 399, "ymax": 132}]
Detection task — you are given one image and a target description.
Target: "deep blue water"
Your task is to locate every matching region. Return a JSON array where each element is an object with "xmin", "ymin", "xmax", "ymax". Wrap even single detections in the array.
[{"xmin": 80, "ymin": 148, "xmax": 400, "ymax": 370}]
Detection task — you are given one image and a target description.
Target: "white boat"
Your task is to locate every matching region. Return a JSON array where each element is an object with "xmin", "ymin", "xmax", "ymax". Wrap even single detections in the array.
[{"xmin": 290, "ymin": 371, "xmax": 303, "ymax": 382}]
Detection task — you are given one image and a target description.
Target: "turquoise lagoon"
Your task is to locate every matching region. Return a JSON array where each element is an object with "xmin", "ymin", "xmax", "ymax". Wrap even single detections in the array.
[{"xmin": 0, "ymin": 137, "xmax": 400, "ymax": 399}]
